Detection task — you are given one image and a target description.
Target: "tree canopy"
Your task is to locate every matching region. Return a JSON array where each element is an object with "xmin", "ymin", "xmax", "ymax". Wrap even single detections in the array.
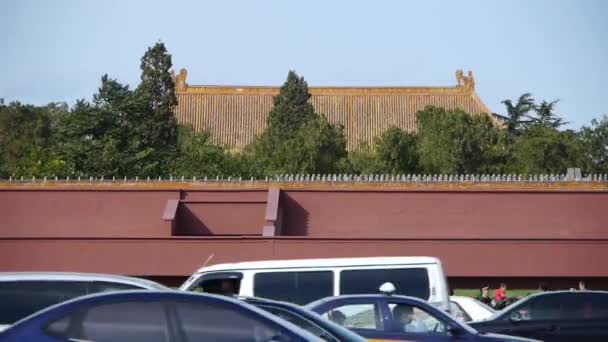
[{"xmin": 0, "ymin": 42, "xmax": 604, "ymax": 179}]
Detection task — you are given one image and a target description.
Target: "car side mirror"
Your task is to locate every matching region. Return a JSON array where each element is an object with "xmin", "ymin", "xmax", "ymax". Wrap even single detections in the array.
[
  {"xmin": 509, "ymin": 311, "xmax": 522, "ymax": 323},
  {"xmin": 448, "ymin": 325, "xmax": 464, "ymax": 336}
]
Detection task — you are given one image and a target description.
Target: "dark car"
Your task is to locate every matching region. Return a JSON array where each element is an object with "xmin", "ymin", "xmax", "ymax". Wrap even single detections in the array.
[
  {"xmin": 242, "ymin": 296, "xmax": 367, "ymax": 342},
  {"xmin": 0, "ymin": 290, "xmax": 323, "ymax": 342},
  {"xmin": 305, "ymin": 294, "xmax": 538, "ymax": 342},
  {"xmin": 469, "ymin": 291, "xmax": 608, "ymax": 342}
]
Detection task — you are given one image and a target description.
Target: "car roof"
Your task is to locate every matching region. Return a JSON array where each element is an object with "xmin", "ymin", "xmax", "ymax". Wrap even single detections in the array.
[
  {"xmin": 520, "ymin": 290, "xmax": 608, "ymax": 300},
  {"xmin": 0, "ymin": 272, "xmax": 168, "ymax": 290},
  {"xmin": 195, "ymin": 256, "xmax": 440, "ymax": 273},
  {"xmin": 304, "ymin": 294, "xmax": 429, "ymax": 308}
]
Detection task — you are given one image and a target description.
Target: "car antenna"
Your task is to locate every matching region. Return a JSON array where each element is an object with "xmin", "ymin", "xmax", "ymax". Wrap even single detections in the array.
[{"xmin": 202, "ymin": 253, "xmax": 215, "ymax": 267}]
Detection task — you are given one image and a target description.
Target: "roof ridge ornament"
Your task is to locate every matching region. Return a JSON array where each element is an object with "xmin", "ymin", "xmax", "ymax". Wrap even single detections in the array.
[
  {"xmin": 455, "ymin": 69, "xmax": 475, "ymax": 92},
  {"xmin": 171, "ymin": 68, "xmax": 188, "ymax": 91}
]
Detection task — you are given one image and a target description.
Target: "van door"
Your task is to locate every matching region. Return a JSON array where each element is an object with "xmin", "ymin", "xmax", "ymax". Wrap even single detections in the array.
[{"xmin": 184, "ymin": 272, "xmax": 243, "ymax": 296}]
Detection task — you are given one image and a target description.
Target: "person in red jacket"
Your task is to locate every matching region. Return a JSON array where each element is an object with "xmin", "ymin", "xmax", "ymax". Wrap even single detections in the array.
[{"xmin": 494, "ymin": 283, "xmax": 507, "ymax": 301}]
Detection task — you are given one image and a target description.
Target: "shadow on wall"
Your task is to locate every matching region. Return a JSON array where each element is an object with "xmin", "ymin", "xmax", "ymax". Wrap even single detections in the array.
[
  {"xmin": 280, "ymin": 193, "xmax": 310, "ymax": 236},
  {"xmin": 175, "ymin": 204, "xmax": 212, "ymax": 235}
]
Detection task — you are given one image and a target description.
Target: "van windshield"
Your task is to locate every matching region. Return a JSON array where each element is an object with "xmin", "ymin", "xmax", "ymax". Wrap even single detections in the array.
[{"xmin": 340, "ymin": 268, "xmax": 430, "ymax": 300}]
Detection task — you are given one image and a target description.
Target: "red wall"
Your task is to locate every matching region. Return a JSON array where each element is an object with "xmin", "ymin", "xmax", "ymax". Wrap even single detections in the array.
[
  {"xmin": 1, "ymin": 183, "xmax": 607, "ymax": 282},
  {"xmin": 281, "ymin": 191, "xmax": 608, "ymax": 238},
  {"xmin": 0, "ymin": 238, "xmax": 605, "ymax": 278},
  {"xmin": 0, "ymin": 190, "xmax": 178, "ymax": 238}
]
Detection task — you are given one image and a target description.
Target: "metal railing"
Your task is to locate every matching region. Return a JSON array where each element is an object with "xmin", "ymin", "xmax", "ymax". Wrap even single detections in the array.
[{"xmin": 2, "ymin": 173, "xmax": 607, "ymax": 183}]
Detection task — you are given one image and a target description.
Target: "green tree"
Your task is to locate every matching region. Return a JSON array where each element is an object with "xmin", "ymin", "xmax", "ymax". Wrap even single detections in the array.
[
  {"xmin": 266, "ymin": 70, "xmax": 315, "ymax": 139},
  {"xmin": 416, "ymin": 106, "xmax": 506, "ymax": 174},
  {"xmin": 374, "ymin": 126, "xmax": 418, "ymax": 174},
  {"xmin": 0, "ymin": 102, "xmax": 67, "ymax": 177},
  {"xmin": 172, "ymin": 125, "xmax": 236, "ymax": 178},
  {"xmin": 55, "ymin": 99, "xmax": 125, "ymax": 177},
  {"xmin": 507, "ymin": 125, "xmax": 586, "ymax": 174},
  {"xmin": 134, "ymin": 41, "xmax": 179, "ymax": 173},
  {"xmin": 248, "ymin": 71, "xmax": 347, "ymax": 175},
  {"xmin": 500, "ymin": 93, "xmax": 536, "ymax": 138},
  {"xmin": 347, "ymin": 127, "xmax": 419, "ymax": 174},
  {"xmin": 580, "ymin": 116, "xmax": 608, "ymax": 173},
  {"xmin": 347, "ymin": 142, "xmax": 383, "ymax": 174},
  {"xmin": 534, "ymin": 100, "xmax": 566, "ymax": 128}
]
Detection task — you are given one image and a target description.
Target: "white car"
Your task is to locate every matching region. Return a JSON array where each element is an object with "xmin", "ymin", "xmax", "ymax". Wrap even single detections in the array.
[
  {"xmin": 0, "ymin": 272, "xmax": 168, "ymax": 332},
  {"xmin": 450, "ymin": 295, "xmax": 495, "ymax": 322}
]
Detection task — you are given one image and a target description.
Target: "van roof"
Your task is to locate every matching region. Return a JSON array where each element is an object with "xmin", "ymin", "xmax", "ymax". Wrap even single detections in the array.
[{"xmin": 195, "ymin": 256, "xmax": 440, "ymax": 273}]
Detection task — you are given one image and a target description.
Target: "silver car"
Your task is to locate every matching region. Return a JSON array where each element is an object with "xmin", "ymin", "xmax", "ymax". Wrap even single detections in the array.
[{"xmin": 0, "ymin": 272, "xmax": 168, "ymax": 331}]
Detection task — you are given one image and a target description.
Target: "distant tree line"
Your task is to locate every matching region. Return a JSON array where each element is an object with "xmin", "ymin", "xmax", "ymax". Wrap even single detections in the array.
[{"xmin": 1, "ymin": 42, "xmax": 607, "ymax": 179}]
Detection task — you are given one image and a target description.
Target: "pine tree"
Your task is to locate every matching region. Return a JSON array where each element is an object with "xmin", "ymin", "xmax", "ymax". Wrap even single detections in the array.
[
  {"xmin": 136, "ymin": 41, "xmax": 178, "ymax": 148},
  {"xmin": 267, "ymin": 70, "xmax": 315, "ymax": 139}
]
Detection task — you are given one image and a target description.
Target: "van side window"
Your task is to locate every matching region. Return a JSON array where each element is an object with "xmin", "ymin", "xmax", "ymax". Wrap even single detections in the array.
[
  {"xmin": 340, "ymin": 268, "xmax": 430, "ymax": 300},
  {"xmin": 188, "ymin": 272, "xmax": 242, "ymax": 296},
  {"xmin": 254, "ymin": 271, "xmax": 333, "ymax": 305}
]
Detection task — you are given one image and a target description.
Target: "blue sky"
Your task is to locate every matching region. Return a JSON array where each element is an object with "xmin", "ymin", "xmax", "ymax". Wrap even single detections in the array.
[{"xmin": 1, "ymin": 0, "xmax": 607, "ymax": 128}]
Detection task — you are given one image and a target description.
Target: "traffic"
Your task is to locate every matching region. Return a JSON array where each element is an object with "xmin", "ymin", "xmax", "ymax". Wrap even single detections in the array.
[{"xmin": 1, "ymin": 257, "xmax": 606, "ymax": 341}]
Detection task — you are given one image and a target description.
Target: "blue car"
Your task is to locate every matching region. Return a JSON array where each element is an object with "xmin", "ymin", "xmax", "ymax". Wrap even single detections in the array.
[
  {"xmin": 0, "ymin": 290, "xmax": 323, "ymax": 342},
  {"xmin": 305, "ymin": 294, "xmax": 539, "ymax": 342}
]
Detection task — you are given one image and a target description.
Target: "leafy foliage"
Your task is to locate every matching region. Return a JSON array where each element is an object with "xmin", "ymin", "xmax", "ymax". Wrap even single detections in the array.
[
  {"xmin": 0, "ymin": 38, "xmax": 604, "ymax": 180},
  {"xmin": 416, "ymin": 106, "xmax": 506, "ymax": 174},
  {"xmin": 0, "ymin": 102, "xmax": 68, "ymax": 177},
  {"xmin": 172, "ymin": 126, "xmax": 237, "ymax": 178},
  {"xmin": 248, "ymin": 71, "xmax": 348, "ymax": 175},
  {"xmin": 347, "ymin": 127, "xmax": 418, "ymax": 174},
  {"xmin": 266, "ymin": 71, "xmax": 316, "ymax": 139},
  {"xmin": 580, "ymin": 116, "xmax": 608, "ymax": 173},
  {"xmin": 507, "ymin": 125, "xmax": 587, "ymax": 174}
]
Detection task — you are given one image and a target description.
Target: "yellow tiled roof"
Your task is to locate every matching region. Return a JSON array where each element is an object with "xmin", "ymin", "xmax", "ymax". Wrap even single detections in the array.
[{"xmin": 173, "ymin": 69, "xmax": 496, "ymax": 150}]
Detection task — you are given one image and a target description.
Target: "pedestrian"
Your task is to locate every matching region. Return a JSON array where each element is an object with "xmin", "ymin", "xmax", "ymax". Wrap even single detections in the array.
[
  {"xmin": 493, "ymin": 283, "xmax": 508, "ymax": 309},
  {"xmin": 538, "ymin": 282, "xmax": 550, "ymax": 292},
  {"xmin": 476, "ymin": 285, "xmax": 492, "ymax": 306},
  {"xmin": 578, "ymin": 280, "xmax": 587, "ymax": 291}
]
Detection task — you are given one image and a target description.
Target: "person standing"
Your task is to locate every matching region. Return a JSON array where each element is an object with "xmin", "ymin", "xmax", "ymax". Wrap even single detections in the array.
[
  {"xmin": 493, "ymin": 283, "xmax": 508, "ymax": 309},
  {"xmin": 578, "ymin": 280, "xmax": 587, "ymax": 291},
  {"xmin": 477, "ymin": 286, "xmax": 492, "ymax": 306}
]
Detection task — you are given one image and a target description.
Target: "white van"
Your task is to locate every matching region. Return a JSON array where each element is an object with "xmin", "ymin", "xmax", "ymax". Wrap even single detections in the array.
[{"xmin": 180, "ymin": 257, "xmax": 450, "ymax": 311}]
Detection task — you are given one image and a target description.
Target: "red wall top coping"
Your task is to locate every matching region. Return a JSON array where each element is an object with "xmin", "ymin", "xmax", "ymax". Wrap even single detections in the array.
[{"xmin": 1, "ymin": 181, "xmax": 607, "ymax": 192}]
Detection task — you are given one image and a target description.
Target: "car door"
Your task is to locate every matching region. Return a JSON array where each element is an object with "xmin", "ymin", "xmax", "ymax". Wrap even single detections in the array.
[
  {"xmin": 44, "ymin": 300, "xmax": 172, "ymax": 342},
  {"xmin": 170, "ymin": 299, "xmax": 312, "ymax": 342},
  {"xmin": 384, "ymin": 299, "xmax": 466, "ymax": 342},
  {"xmin": 552, "ymin": 292, "xmax": 608, "ymax": 342},
  {"xmin": 313, "ymin": 299, "xmax": 387, "ymax": 340},
  {"xmin": 498, "ymin": 293, "xmax": 566, "ymax": 342}
]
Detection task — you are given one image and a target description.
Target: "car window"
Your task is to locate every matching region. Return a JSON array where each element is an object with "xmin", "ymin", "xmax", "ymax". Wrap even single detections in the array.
[
  {"xmin": 0, "ymin": 280, "xmax": 88, "ymax": 324},
  {"xmin": 254, "ymin": 271, "xmax": 333, "ymax": 305},
  {"xmin": 559, "ymin": 293, "xmax": 608, "ymax": 320},
  {"xmin": 88, "ymin": 281, "xmax": 144, "ymax": 293},
  {"xmin": 449, "ymin": 301, "xmax": 471, "ymax": 323},
  {"xmin": 45, "ymin": 301, "xmax": 170, "ymax": 342},
  {"xmin": 173, "ymin": 300, "xmax": 296, "ymax": 342},
  {"xmin": 340, "ymin": 268, "xmax": 430, "ymax": 300},
  {"xmin": 258, "ymin": 305, "xmax": 339, "ymax": 342},
  {"xmin": 321, "ymin": 303, "xmax": 381, "ymax": 331},
  {"xmin": 511, "ymin": 294, "xmax": 566, "ymax": 321},
  {"xmin": 388, "ymin": 303, "xmax": 448, "ymax": 335}
]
